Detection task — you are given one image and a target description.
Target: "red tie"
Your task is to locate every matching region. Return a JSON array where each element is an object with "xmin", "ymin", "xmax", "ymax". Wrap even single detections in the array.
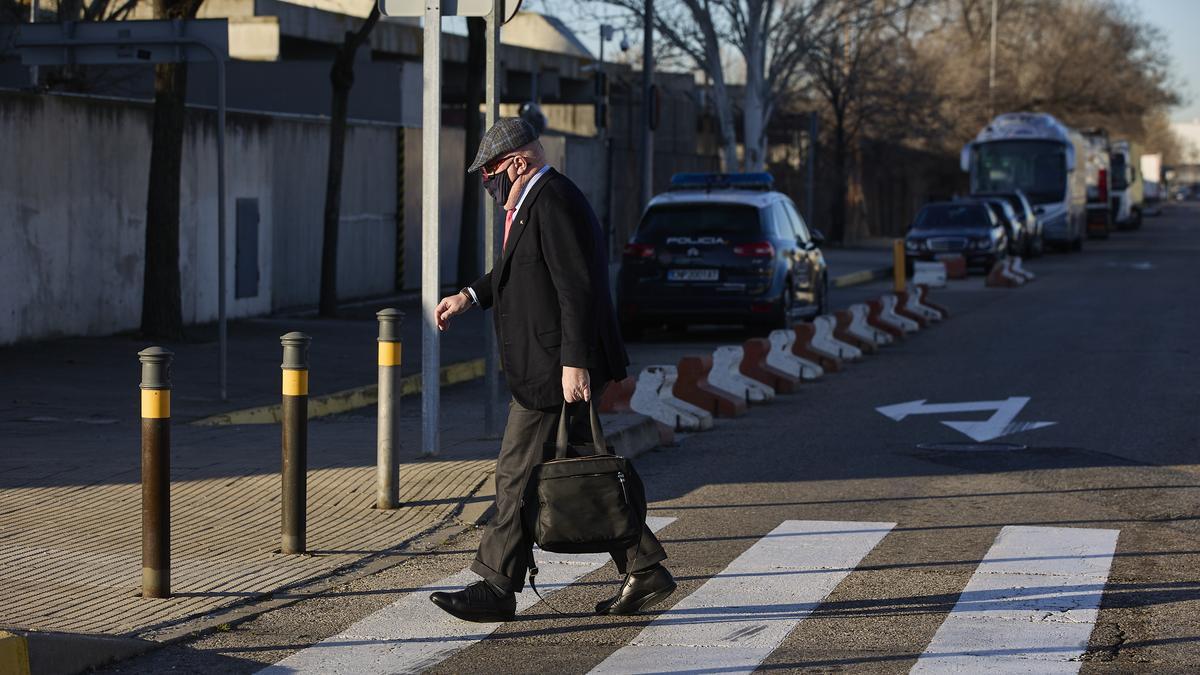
[{"xmin": 502, "ymin": 209, "xmax": 516, "ymax": 249}]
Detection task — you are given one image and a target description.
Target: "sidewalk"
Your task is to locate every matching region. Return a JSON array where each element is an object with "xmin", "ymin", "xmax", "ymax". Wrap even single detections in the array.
[{"xmin": 0, "ymin": 371, "xmax": 659, "ymax": 639}]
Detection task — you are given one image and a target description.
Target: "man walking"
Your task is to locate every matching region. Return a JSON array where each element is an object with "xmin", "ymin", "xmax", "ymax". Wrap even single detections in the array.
[{"xmin": 430, "ymin": 118, "xmax": 675, "ymax": 623}]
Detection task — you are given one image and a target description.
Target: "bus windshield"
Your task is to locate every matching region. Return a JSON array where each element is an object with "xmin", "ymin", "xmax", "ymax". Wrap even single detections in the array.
[{"xmin": 971, "ymin": 140, "xmax": 1067, "ymax": 205}]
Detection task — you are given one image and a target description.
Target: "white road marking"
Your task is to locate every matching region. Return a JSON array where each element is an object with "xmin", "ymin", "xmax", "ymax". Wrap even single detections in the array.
[
  {"xmin": 589, "ymin": 520, "xmax": 896, "ymax": 675},
  {"xmin": 876, "ymin": 397, "xmax": 1056, "ymax": 442},
  {"xmin": 911, "ymin": 525, "xmax": 1119, "ymax": 674},
  {"xmin": 259, "ymin": 516, "xmax": 676, "ymax": 675}
]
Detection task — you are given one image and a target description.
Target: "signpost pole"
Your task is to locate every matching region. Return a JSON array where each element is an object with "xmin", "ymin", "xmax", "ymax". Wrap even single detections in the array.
[
  {"xmin": 421, "ymin": 1, "xmax": 442, "ymax": 456},
  {"xmin": 216, "ymin": 54, "xmax": 228, "ymax": 401},
  {"xmin": 482, "ymin": 0, "xmax": 501, "ymax": 438}
]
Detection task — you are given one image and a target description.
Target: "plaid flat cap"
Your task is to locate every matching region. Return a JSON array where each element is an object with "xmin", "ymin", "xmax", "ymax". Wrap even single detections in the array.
[{"xmin": 467, "ymin": 117, "xmax": 538, "ymax": 173}]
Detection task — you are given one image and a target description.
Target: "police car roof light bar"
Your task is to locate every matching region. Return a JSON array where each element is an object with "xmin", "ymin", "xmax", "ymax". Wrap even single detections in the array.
[{"xmin": 669, "ymin": 172, "xmax": 775, "ymax": 192}]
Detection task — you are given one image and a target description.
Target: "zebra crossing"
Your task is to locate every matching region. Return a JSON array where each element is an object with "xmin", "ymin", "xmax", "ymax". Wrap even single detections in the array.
[{"xmin": 260, "ymin": 519, "xmax": 1118, "ymax": 674}]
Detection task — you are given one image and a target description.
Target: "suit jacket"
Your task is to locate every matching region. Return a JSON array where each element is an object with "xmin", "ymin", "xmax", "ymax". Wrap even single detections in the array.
[{"xmin": 469, "ymin": 168, "xmax": 629, "ymax": 410}]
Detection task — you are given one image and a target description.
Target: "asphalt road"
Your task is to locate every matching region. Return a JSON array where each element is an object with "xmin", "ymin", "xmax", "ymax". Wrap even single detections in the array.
[{"xmin": 102, "ymin": 204, "xmax": 1200, "ymax": 673}]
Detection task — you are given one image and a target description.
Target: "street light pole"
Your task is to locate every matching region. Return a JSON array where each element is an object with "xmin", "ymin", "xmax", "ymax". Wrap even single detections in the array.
[
  {"xmin": 989, "ymin": 0, "xmax": 997, "ymax": 118},
  {"xmin": 640, "ymin": 0, "xmax": 654, "ymax": 210}
]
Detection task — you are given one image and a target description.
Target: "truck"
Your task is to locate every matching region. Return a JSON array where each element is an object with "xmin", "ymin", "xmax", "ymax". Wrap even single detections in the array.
[
  {"xmin": 1110, "ymin": 140, "xmax": 1144, "ymax": 229},
  {"xmin": 961, "ymin": 112, "xmax": 1087, "ymax": 252},
  {"xmin": 1080, "ymin": 129, "xmax": 1114, "ymax": 238}
]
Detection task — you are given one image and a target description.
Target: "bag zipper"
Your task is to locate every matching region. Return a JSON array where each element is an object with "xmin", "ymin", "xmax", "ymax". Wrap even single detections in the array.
[{"xmin": 617, "ymin": 471, "xmax": 629, "ymax": 503}]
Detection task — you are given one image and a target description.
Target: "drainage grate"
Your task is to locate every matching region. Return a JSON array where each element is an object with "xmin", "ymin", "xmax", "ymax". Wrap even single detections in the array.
[{"xmin": 916, "ymin": 442, "xmax": 1028, "ymax": 453}]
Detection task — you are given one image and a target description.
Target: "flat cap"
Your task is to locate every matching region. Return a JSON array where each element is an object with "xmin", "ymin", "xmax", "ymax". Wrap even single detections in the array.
[{"xmin": 467, "ymin": 117, "xmax": 538, "ymax": 173}]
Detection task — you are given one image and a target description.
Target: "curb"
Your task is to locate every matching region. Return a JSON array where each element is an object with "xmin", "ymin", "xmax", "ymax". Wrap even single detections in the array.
[
  {"xmin": 832, "ymin": 265, "xmax": 893, "ymax": 288},
  {"xmin": 191, "ymin": 358, "xmax": 486, "ymax": 426},
  {"xmin": 0, "ymin": 629, "xmax": 153, "ymax": 675}
]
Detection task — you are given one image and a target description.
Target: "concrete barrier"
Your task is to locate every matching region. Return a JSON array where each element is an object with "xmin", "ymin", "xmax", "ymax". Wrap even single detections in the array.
[
  {"xmin": 740, "ymin": 338, "xmax": 801, "ymax": 393},
  {"xmin": 916, "ymin": 285, "xmax": 950, "ymax": 318},
  {"xmin": 904, "ymin": 286, "xmax": 945, "ymax": 322},
  {"xmin": 892, "ymin": 292, "xmax": 930, "ymax": 328},
  {"xmin": 912, "ymin": 261, "xmax": 947, "ymax": 288},
  {"xmin": 630, "ymin": 367, "xmax": 710, "ymax": 432},
  {"xmin": 943, "ymin": 255, "xmax": 968, "ymax": 279},
  {"xmin": 674, "ymin": 355, "xmax": 748, "ymax": 417},
  {"xmin": 710, "ymin": 345, "xmax": 775, "ymax": 403},
  {"xmin": 645, "ymin": 365, "xmax": 715, "ymax": 431},
  {"xmin": 847, "ymin": 303, "xmax": 894, "ymax": 347},
  {"xmin": 812, "ymin": 315, "xmax": 864, "ymax": 361},
  {"xmin": 866, "ymin": 299, "xmax": 905, "ymax": 339},
  {"xmin": 1011, "ymin": 256, "xmax": 1036, "ymax": 281},
  {"xmin": 833, "ymin": 310, "xmax": 878, "ymax": 354},
  {"xmin": 873, "ymin": 295, "xmax": 920, "ymax": 334},
  {"xmin": 599, "ymin": 376, "xmax": 637, "ymax": 413},
  {"xmin": 792, "ymin": 323, "xmax": 842, "ymax": 372},
  {"xmin": 767, "ymin": 329, "xmax": 824, "ymax": 380}
]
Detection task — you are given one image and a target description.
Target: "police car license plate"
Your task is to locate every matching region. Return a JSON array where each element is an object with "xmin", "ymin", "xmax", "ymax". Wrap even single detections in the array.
[{"xmin": 667, "ymin": 269, "xmax": 719, "ymax": 282}]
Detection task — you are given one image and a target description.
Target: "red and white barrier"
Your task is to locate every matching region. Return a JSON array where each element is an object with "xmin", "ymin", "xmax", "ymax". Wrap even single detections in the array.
[
  {"xmin": 893, "ymin": 292, "xmax": 930, "ymax": 328},
  {"xmin": 875, "ymin": 294, "xmax": 920, "ymax": 334},
  {"xmin": 912, "ymin": 261, "xmax": 947, "ymax": 288},
  {"xmin": 833, "ymin": 310, "xmax": 878, "ymax": 354},
  {"xmin": 916, "ymin": 285, "xmax": 950, "ymax": 318},
  {"xmin": 710, "ymin": 345, "xmax": 775, "ymax": 403},
  {"xmin": 903, "ymin": 286, "xmax": 944, "ymax": 322},
  {"xmin": 812, "ymin": 315, "xmax": 864, "ymax": 361},
  {"xmin": 847, "ymin": 303, "xmax": 894, "ymax": 346},
  {"xmin": 630, "ymin": 366, "xmax": 713, "ymax": 431},
  {"xmin": 1010, "ymin": 257, "xmax": 1036, "ymax": 281},
  {"xmin": 767, "ymin": 329, "xmax": 824, "ymax": 380},
  {"xmin": 792, "ymin": 323, "xmax": 842, "ymax": 372},
  {"xmin": 740, "ymin": 338, "xmax": 801, "ymax": 394},
  {"xmin": 943, "ymin": 255, "xmax": 968, "ymax": 279},
  {"xmin": 673, "ymin": 355, "xmax": 748, "ymax": 417},
  {"xmin": 598, "ymin": 376, "xmax": 637, "ymax": 413},
  {"xmin": 987, "ymin": 259, "xmax": 1025, "ymax": 287}
]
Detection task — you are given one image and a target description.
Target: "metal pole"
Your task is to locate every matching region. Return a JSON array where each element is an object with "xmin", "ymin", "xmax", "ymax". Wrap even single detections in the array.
[
  {"xmin": 280, "ymin": 332, "xmax": 310, "ymax": 554},
  {"xmin": 989, "ymin": 0, "xmax": 997, "ymax": 118},
  {"xmin": 806, "ymin": 111, "xmax": 818, "ymax": 227},
  {"xmin": 640, "ymin": 0, "xmax": 654, "ymax": 209},
  {"xmin": 422, "ymin": 1, "xmax": 442, "ymax": 456},
  {"xmin": 139, "ymin": 346, "xmax": 172, "ymax": 599},
  {"xmin": 216, "ymin": 56, "xmax": 228, "ymax": 401},
  {"xmin": 376, "ymin": 309, "xmax": 403, "ymax": 509},
  {"xmin": 482, "ymin": 0, "xmax": 501, "ymax": 439},
  {"xmin": 28, "ymin": 0, "xmax": 38, "ymax": 86}
]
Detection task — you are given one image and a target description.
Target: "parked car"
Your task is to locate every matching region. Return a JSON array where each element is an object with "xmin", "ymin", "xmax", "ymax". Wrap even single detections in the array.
[
  {"xmin": 905, "ymin": 201, "xmax": 1008, "ymax": 271},
  {"xmin": 968, "ymin": 197, "xmax": 1027, "ymax": 257},
  {"xmin": 616, "ymin": 172, "xmax": 829, "ymax": 337},
  {"xmin": 971, "ymin": 190, "xmax": 1044, "ymax": 257}
]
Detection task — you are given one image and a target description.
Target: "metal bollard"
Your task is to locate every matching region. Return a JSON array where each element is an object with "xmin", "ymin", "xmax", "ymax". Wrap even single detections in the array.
[
  {"xmin": 893, "ymin": 238, "xmax": 907, "ymax": 293},
  {"xmin": 376, "ymin": 309, "xmax": 404, "ymax": 509},
  {"xmin": 138, "ymin": 346, "xmax": 173, "ymax": 598},
  {"xmin": 280, "ymin": 332, "xmax": 311, "ymax": 554}
]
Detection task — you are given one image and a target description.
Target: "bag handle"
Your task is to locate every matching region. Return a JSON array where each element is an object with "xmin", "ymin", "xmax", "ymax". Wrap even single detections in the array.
[{"xmin": 553, "ymin": 399, "xmax": 610, "ymax": 459}]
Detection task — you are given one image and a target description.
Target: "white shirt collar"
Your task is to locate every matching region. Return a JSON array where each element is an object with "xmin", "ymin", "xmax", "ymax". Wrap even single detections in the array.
[{"xmin": 512, "ymin": 164, "xmax": 552, "ymax": 215}]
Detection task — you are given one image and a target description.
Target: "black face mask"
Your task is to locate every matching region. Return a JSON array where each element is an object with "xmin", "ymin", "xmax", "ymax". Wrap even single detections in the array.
[{"xmin": 482, "ymin": 169, "xmax": 514, "ymax": 207}]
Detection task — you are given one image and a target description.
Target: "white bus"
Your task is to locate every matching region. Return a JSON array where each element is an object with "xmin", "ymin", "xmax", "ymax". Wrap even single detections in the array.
[{"xmin": 962, "ymin": 113, "xmax": 1087, "ymax": 251}]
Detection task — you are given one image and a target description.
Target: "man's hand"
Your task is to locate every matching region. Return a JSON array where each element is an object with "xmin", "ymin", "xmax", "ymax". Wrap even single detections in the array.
[
  {"xmin": 435, "ymin": 291, "xmax": 472, "ymax": 331},
  {"xmin": 562, "ymin": 366, "xmax": 591, "ymax": 403}
]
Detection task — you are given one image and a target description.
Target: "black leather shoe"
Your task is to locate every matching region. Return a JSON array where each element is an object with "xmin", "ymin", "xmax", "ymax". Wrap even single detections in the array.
[
  {"xmin": 595, "ymin": 564, "xmax": 677, "ymax": 616},
  {"xmin": 430, "ymin": 580, "xmax": 516, "ymax": 623}
]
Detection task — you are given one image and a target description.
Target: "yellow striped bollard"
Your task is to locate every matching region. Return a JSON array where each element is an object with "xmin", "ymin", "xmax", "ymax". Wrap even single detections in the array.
[
  {"xmin": 138, "ymin": 346, "xmax": 172, "ymax": 598},
  {"xmin": 376, "ymin": 309, "xmax": 404, "ymax": 510},
  {"xmin": 893, "ymin": 238, "xmax": 907, "ymax": 293},
  {"xmin": 280, "ymin": 332, "xmax": 310, "ymax": 554}
]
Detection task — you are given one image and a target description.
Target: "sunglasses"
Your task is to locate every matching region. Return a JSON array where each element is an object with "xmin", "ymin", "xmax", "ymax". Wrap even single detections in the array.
[{"xmin": 481, "ymin": 154, "xmax": 516, "ymax": 179}]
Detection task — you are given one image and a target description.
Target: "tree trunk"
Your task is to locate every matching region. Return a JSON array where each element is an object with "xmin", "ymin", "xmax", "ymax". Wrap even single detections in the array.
[
  {"xmin": 319, "ymin": 5, "xmax": 381, "ymax": 318},
  {"xmin": 742, "ymin": 1, "xmax": 767, "ymax": 171},
  {"xmin": 696, "ymin": 15, "xmax": 738, "ymax": 171},
  {"xmin": 830, "ymin": 107, "xmax": 848, "ymax": 244},
  {"xmin": 457, "ymin": 17, "xmax": 485, "ymax": 286},
  {"xmin": 140, "ymin": 0, "xmax": 203, "ymax": 339}
]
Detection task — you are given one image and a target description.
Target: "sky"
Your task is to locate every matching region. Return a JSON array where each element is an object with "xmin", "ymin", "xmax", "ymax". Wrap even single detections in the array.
[{"xmin": 1134, "ymin": 0, "xmax": 1200, "ymax": 122}]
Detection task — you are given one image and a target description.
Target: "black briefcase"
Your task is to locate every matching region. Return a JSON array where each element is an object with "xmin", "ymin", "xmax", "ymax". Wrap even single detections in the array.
[{"xmin": 522, "ymin": 402, "xmax": 646, "ymax": 554}]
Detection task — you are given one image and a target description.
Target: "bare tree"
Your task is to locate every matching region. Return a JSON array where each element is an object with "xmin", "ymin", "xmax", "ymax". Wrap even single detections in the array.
[
  {"xmin": 595, "ymin": 0, "xmax": 849, "ymax": 171},
  {"xmin": 318, "ymin": 4, "xmax": 382, "ymax": 317}
]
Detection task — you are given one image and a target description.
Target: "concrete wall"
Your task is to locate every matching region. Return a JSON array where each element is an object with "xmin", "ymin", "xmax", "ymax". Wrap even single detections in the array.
[{"xmin": 0, "ymin": 90, "xmax": 403, "ymax": 345}]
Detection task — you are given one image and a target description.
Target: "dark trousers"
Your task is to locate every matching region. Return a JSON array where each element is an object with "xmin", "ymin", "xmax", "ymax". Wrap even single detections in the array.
[{"xmin": 470, "ymin": 395, "xmax": 668, "ymax": 593}]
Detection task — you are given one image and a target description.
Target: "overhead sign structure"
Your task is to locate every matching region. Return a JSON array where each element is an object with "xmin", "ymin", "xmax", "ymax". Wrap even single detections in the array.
[
  {"xmin": 876, "ymin": 396, "xmax": 1055, "ymax": 442},
  {"xmin": 15, "ymin": 19, "xmax": 233, "ymax": 401},
  {"xmin": 379, "ymin": 0, "xmax": 521, "ymax": 20}
]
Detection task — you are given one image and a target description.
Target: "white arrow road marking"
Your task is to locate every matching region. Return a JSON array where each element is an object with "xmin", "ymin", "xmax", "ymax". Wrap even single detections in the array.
[
  {"xmin": 259, "ymin": 517, "xmax": 676, "ymax": 675},
  {"xmin": 589, "ymin": 520, "xmax": 896, "ymax": 675},
  {"xmin": 876, "ymin": 397, "xmax": 1056, "ymax": 442},
  {"xmin": 911, "ymin": 525, "xmax": 1119, "ymax": 674}
]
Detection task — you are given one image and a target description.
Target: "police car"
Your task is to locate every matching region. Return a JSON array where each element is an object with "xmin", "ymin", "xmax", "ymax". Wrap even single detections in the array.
[{"xmin": 616, "ymin": 172, "xmax": 829, "ymax": 338}]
